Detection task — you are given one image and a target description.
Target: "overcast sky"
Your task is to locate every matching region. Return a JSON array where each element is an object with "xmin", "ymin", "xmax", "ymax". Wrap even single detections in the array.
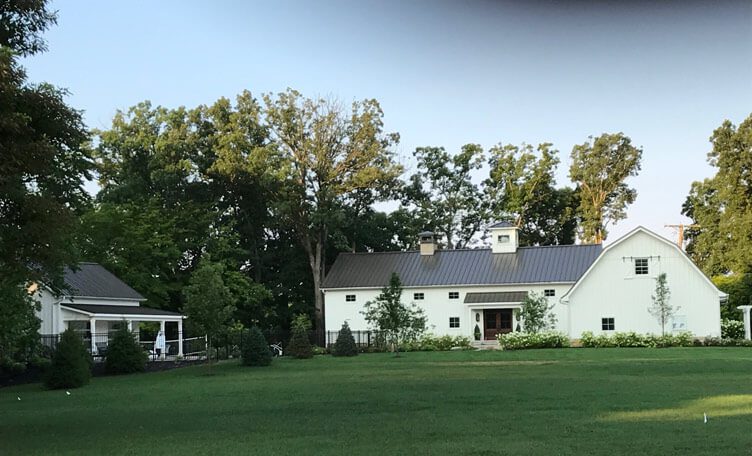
[{"xmin": 23, "ymin": 0, "xmax": 752, "ymax": 243}]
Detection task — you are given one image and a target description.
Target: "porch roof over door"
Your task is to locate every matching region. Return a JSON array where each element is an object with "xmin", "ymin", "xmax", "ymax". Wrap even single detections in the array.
[{"xmin": 464, "ymin": 291, "xmax": 528, "ymax": 304}]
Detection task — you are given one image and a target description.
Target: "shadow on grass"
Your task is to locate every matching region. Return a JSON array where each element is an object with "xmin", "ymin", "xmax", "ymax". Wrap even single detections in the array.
[{"xmin": 600, "ymin": 394, "xmax": 752, "ymax": 422}]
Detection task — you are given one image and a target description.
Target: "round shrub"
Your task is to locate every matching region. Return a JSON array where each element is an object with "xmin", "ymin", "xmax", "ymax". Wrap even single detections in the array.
[
  {"xmin": 241, "ymin": 326, "xmax": 272, "ymax": 367},
  {"xmin": 44, "ymin": 329, "xmax": 91, "ymax": 389},
  {"xmin": 105, "ymin": 325, "xmax": 147, "ymax": 374},
  {"xmin": 286, "ymin": 315, "xmax": 313, "ymax": 359},
  {"xmin": 722, "ymin": 319, "xmax": 745, "ymax": 340},
  {"xmin": 332, "ymin": 322, "xmax": 358, "ymax": 357}
]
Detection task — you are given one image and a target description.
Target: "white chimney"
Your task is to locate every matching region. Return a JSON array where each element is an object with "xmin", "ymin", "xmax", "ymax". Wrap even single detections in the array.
[
  {"xmin": 419, "ymin": 231, "xmax": 436, "ymax": 256},
  {"xmin": 488, "ymin": 222, "xmax": 519, "ymax": 254}
]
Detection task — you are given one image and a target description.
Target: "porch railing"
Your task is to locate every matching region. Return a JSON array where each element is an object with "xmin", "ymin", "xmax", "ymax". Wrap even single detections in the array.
[{"xmin": 40, "ymin": 332, "xmax": 207, "ymax": 361}]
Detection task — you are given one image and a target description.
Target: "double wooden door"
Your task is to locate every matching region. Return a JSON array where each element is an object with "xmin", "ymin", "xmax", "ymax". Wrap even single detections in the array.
[{"xmin": 484, "ymin": 309, "xmax": 514, "ymax": 340}]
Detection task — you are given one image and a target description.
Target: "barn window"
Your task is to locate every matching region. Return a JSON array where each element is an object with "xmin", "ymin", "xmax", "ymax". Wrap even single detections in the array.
[
  {"xmin": 635, "ymin": 258, "xmax": 649, "ymax": 275},
  {"xmin": 449, "ymin": 317, "xmax": 460, "ymax": 328},
  {"xmin": 544, "ymin": 289, "xmax": 555, "ymax": 297},
  {"xmin": 448, "ymin": 291, "xmax": 459, "ymax": 299},
  {"xmin": 602, "ymin": 318, "xmax": 615, "ymax": 331},
  {"xmin": 414, "ymin": 293, "xmax": 424, "ymax": 300},
  {"xmin": 345, "ymin": 294, "xmax": 356, "ymax": 302},
  {"xmin": 498, "ymin": 235, "xmax": 510, "ymax": 243}
]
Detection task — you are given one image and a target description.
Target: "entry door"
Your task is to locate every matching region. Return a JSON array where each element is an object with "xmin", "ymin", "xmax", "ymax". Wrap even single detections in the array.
[{"xmin": 484, "ymin": 309, "xmax": 514, "ymax": 340}]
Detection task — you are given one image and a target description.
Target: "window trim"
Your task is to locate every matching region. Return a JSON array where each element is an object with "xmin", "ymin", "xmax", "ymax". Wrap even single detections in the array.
[
  {"xmin": 544, "ymin": 289, "xmax": 555, "ymax": 297},
  {"xmin": 449, "ymin": 317, "xmax": 460, "ymax": 328},
  {"xmin": 413, "ymin": 292, "xmax": 425, "ymax": 300},
  {"xmin": 497, "ymin": 234, "xmax": 510, "ymax": 244},
  {"xmin": 601, "ymin": 317, "xmax": 615, "ymax": 331},
  {"xmin": 345, "ymin": 294, "xmax": 356, "ymax": 302},
  {"xmin": 448, "ymin": 291, "xmax": 459, "ymax": 300},
  {"xmin": 634, "ymin": 258, "xmax": 649, "ymax": 275}
]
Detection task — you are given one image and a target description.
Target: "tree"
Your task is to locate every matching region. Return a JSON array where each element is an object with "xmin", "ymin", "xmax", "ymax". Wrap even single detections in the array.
[
  {"xmin": 263, "ymin": 89, "xmax": 402, "ymax": 334},
  {"xmin": 401, "ymin": 145, "xmax": 485, "ymax": 249},
  {"xmin": 485, "ymin": 143, "xmax": 577, "ymax": 246},
  {"xmin": 362, "ymin": 272, "xmax": 426, "ymax": 356},
  {"xmin": 1, "ymin": 0, "xmax": 90, "ymax": 366},
  {"xmin": 44, "ymin": 329, "xmax": 91, "ymax": 389},
  {"xmin": 683, "ymin": 114, "xmax": 752, "ymax": 277},
  {"xmin": 518, "ymin": 292, "xmax": 557, "ymax": 334},
  {"xmin": 182, "ymin": 258, "xmax": 236, "ymax": 361},
  {"xmin": 648, "ymin": 272, "xmax": 676, "ymax": 336},
  {"xmin": 332, "ymin": 322, "xmax": 358, "ymax": 357},
  {"xmin": 105, "ymin": 324, "xmax": 147, "ymax": 374},
  {"xmin": 286, "ymin": 314, "xmax": 313, "ymax": 359},
  {"xmin": 569, "ymin": 133, "xmax": 642, "ymax": 243},
  {"xmin": 241, "ymin": 326, "xmax": 272, "ymax": 367}
]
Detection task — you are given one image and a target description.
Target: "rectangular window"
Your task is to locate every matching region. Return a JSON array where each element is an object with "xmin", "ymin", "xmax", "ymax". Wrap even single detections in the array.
[
  {"xmin": 414, "ymin": 292, "xmax": 424, "ymax": 300},
  {"xmin": 602, "ymin": 317, "xmax": 615, "ymax": 331},
  {"xmin": 449, "ymin": 317, "xmax": 460, "ymax": 328},
  {"xmin": 345, "ymin": 294, "xmax": 356, "ymax": 302},
  {"xmin": 635, "ymin": 258, "xmax": 649, "ymax": 275},
  {"xmin": 544, "ymin": 289, "xmax": 555, "ymax": 297},
  {"xmin": 498, "ymin": 234, "xmax": 510, "ymax": 243},
  {"xmin": 448, "ymin": 291, "xmax": 459, "ymax": 299}
]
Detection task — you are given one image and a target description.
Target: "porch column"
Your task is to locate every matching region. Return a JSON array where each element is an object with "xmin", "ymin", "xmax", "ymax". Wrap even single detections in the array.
[
  {"xmin": 177, "ymin": 319, "xmax": 184, "ymax": 357},
  {"xmin": 126, "ymin": 320, "xmax": 133, "ymax": 331},
  {"xmin": 90, "ymin": 317, "xmax": 97, "ymax": 354},
  {"xmin": 159, "ymin": 320, "xmax": 166, "ymax": 360},
  {"xmin": 738, "ymin": 305, "xmax": 752, "ymax": 340}
]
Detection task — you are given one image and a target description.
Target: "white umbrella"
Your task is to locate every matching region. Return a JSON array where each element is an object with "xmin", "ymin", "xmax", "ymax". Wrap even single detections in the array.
[{"xmin": 155, "ymin": 331, "xmax": 166, "ymax": 353}]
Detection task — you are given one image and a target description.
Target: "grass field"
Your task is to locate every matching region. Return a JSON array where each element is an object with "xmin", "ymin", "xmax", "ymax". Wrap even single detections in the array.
[{"xmin": 3, "ymin": 348, "xmax": 752, "ymax": 455}]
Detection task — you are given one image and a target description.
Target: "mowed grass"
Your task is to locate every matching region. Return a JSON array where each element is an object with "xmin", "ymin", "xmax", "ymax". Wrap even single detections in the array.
[{"xmin": 3, "ymin": 349, "xmax": 752, "ymax": 455}]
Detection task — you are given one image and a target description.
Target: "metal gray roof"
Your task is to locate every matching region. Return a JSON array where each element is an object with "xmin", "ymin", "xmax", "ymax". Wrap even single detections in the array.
[
  {"xmin": 61, "ymin": 303, "xmax": 180, "ymax": 316},
  {"xmin": 322, "ymin": 244, "xmax": 603, "ymax": 289},
  {"xmin": 464, "ymin": 291, "xmax": 528, "ymax": 304},
  {"xmin": 62, "ymin": 263, "xmax": 145, "ymax": 300},
  {"xmin": 488, "ymin": 221, "xmax": 516, "ymax": 228}
]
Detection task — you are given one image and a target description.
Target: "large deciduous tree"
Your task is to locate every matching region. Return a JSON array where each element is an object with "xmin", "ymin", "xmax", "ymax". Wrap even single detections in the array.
[
  {"xmin": 0, "ymin": 0, "xmax": 90, "ymax": 364},
  {"xmin": 262, "ymin": 89, "xmax": 402, "ymax": 334},
  {"xmin": 569, "ymin": 133, "xmax": 642, "ymax": 244},
  {"xmin": 401, "ymin": 144, "xmax": 485, "ymax": 249},
  {"xmin": 683, "ymin": 114, "xmax": 752, "ymax": 276},
  {"xmin": 485, "ymin": 143, "xmax": 577, "ymax": 246}
]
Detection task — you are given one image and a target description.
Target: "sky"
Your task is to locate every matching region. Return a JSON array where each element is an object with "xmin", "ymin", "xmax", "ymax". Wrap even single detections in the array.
[{"xmin": 22, "ymin": 0, "xmax": 752, "ymax": 244}]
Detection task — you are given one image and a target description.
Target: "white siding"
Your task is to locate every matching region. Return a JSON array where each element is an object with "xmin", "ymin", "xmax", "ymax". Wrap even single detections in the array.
[
  {"xmin": 566, "ymin": 230, "xmax": 722, "ymax": 338},
  {"xmin": 324, "ymin": 283, "xmax": 572, "ymax": 338}
]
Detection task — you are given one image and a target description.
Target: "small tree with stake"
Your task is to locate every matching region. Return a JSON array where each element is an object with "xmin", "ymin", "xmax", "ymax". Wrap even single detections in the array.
[
  {"xmin": 362, "ymin": 272, "xmax": 426, "ymax": 357},
  {"xmin": 649, "ymin": 272, "xmax": 677, "ymax": 336},
  {"xmin": 518, "ymin": 292, "xmax": 557, "ymax": 334}
]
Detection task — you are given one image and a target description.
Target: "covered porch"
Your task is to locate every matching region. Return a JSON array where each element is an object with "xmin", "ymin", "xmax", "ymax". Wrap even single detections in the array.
[
  {"xmin": 465, "ymin": 291, "xmax": 527, "ymax": 344},
  {"xmin": 60, "ymin": 303, "xmax": 186, "ymax": 359}
]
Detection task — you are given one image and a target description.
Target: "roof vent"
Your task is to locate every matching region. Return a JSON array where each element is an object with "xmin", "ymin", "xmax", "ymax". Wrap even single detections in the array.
[{"xmin": 419, "ymin": 231, "xmax": 436, "ymax": 256}]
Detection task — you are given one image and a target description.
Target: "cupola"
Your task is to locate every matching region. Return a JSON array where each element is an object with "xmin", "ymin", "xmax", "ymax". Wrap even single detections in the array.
[{"xmin": 488, "ymin": 221, "xmax": 519, "ymax": 254}]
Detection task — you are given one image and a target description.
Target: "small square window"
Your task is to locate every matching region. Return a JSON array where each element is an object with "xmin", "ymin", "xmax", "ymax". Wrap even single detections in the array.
[
  {"xmin": 345, "ymin": 294, "xmax": 356, "ymax": 302},
  {"xmin": 544, "ymin": 289, "xmax": 555, "ymax": 297},
  {"xmin": 602, "ymin": 317, "xmax": 615, "ymax": 331},
  {"xmin": 448, "ymin": 291, "xmax": 459, "ymax": 299},
  {"xmin": 414, "ymin": 292, "xmax": 424, "ymax": 300},
  {"xmin": 449, "ymin": 317, "xmax": 460, "ymax": 328},
  {"xmin": 498, "ymin": 234, "xmax": 510, "ymax": 244},
  {"xmin": 635, "ymin": 258, "xmax": 649, "ymax": 275}
]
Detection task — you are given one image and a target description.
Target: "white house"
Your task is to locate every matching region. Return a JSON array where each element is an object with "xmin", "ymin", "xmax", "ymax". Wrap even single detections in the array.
[
  {"xmin": 322, "ymin": 224, "xmax": 727, "ymax": 343},
  {"xmin": 35, "ymin": 262, "xmax": 186, "ymax": 356}
]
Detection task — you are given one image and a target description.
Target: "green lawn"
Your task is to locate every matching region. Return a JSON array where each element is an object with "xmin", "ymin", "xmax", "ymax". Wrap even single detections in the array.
[{"xmin": 3, "ymin": 349, "xmax": 752, "ymax": 455}]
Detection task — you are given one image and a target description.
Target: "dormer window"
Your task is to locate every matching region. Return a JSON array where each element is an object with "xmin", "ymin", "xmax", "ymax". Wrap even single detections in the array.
[{"xmin": 497, "ymin": 235, "xmax": 510, "ymax": 244}]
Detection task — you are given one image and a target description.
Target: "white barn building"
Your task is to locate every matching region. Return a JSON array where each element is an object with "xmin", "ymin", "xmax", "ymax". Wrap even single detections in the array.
[{"xmin": 322, "ymin": 224, "xmax": 726, "ymax": 343}]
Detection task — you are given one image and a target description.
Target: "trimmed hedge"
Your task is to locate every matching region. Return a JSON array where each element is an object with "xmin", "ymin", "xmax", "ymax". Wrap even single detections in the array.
[
  {"xmin": 400, "ymin": 334, "xmax": 473, "ymax": 352},
  {"xmin": 44, "ymin": 329, "xmax": 91, "ymax": 389},
  {"xmin": 580, "ymin": 331, "xmax": 694, "ymax": 348},
  {"xmin": 701, "ymin": 337, "xmax": 752, "ymax": 347},
  {"xmin": 105, "ymin": 326, "xmax": 148, "ymax": 374},
  {"xmin": 497, "ymin": 331, "xmax": 570, "ymax": 350}
]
